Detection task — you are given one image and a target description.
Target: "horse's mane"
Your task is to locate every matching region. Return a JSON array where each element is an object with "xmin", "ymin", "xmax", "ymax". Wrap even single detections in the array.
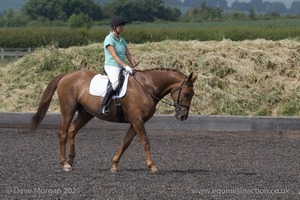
[{"xmin": 134, "ymin": 68, "xmax": 185, "ymax": 76}]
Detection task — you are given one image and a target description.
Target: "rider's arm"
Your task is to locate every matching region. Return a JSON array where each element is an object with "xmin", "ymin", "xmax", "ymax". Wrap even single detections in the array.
[
  {"xmin": 125, "ymin": 46, "xmax": 137, "ymax": 67},
  {"xmin": 106, "ymin": 45, "xmax": 127, "ymax": 68}
]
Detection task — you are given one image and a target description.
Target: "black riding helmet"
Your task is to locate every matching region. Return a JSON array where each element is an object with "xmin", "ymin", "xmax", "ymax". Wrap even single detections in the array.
[{"xmin": 111, "ymin": 15, "xmax": 127, "ymax": 27}]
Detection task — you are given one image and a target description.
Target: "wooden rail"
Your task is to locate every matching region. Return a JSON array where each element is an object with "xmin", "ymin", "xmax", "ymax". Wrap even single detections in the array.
[{"xmin": 0, "ymin": 48, "xmax": 34, "ymax": 59}]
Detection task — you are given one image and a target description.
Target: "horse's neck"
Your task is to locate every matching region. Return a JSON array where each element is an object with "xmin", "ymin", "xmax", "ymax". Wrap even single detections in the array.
[{"xmin": 141, "ymin": 70, "xmax": 183, "ymax": 99}]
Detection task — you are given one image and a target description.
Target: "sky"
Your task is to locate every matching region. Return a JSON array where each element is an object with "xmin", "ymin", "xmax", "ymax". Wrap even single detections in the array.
[{"xmin": 226, "ymin": 0, "xmax": 297, "ymax": 8}]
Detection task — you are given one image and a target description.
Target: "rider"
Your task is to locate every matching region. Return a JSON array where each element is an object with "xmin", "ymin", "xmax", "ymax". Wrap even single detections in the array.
[{"xmin": 100, "ymin": 15, "xmax": 137, "ymax": 115}]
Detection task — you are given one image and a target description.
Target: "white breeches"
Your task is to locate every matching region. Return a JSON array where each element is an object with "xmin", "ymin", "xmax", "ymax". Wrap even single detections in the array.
[{"xmin": 104, "ymin": 66, "xmax": 122, "ymax": 91}]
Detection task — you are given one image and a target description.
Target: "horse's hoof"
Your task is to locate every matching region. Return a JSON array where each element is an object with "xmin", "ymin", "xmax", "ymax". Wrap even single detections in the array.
[
  {"xmin": 150, "ymin": 166, "xmax": 158, "ymax": 174},
  {"xmin": 63, "ymin": 164, "xmax": 72, "ymax": 172},
  {"xmin": 110, "ymin": 167, "xmax": 118, "ymax": 173}
]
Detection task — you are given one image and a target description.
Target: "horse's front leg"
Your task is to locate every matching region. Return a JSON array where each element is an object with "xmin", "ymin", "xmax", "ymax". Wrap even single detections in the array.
[
  {"xmin": 111, "ymin": 125, "xmax": 136, "ymax": 173},
  {"xmin": 132, "ymin": 121, "xmax": 158, "ymax": 173}
]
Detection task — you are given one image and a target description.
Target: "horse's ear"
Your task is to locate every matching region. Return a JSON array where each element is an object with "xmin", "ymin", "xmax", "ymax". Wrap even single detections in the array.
[{"xmin": 188, "ymin": 72, "xmax": 197, "ymax": 83}]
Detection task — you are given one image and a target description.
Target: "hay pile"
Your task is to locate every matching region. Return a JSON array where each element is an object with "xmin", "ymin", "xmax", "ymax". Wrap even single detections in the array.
[
  {"xmin": 131, "ymin": 39, "xmax": 300, "ymax": 115},
  {"xmin": 1, "ymin": 39, "xmax": 300, "ymax": 115}
]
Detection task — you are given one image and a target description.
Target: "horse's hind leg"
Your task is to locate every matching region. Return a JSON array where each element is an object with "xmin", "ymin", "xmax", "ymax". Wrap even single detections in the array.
[
  {"xmin": 67, "ymin": 109, "xmax": 93, "ymax": 170},
  {"xmin": 111, "ymin": 125, "xmax": 136, "ymax": 173},
  {"xmin": 58, "ymin": 111, "xmax": 75, "ymax": 172}
]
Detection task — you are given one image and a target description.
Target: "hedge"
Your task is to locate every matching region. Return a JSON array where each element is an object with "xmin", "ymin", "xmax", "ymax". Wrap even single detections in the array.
[{"xmin": 0, "ymin": 21, "xmax": 299, "ymax": 48}]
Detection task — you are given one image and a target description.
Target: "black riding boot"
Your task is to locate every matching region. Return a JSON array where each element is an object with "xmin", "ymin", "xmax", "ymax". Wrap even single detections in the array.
[{"xmin": 100, "ymin": 87, "xmax": 115, "ymax": 115}]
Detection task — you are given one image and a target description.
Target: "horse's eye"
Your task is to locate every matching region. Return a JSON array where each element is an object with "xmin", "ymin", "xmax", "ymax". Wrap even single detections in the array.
[{"xmin": 184, "ymin": 92, "xmax": 190, "ymax": 98}]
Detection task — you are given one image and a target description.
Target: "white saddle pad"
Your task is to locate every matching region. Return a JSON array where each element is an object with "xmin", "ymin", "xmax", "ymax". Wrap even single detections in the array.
[{"xmin": 89, "ymin": 74, "xmax": 129, "ymax": 98}]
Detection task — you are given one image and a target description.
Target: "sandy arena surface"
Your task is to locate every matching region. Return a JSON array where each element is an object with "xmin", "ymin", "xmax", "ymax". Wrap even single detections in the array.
[{"xmin": 0, "ymin": 128, "xmax": 299, "ymax": 199}]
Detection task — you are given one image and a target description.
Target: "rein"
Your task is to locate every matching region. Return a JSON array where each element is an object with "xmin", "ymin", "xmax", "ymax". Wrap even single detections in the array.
[{"xmin": 132, "ymin": 74, "xmax": 190, "ymax": 110}]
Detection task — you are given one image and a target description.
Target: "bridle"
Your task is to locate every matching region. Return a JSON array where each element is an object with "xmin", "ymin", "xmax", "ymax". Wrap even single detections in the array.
[
  {"xmin": 132, "ymin": 75, "xmax": 192, "ymax": 111},
  {"xmin": 170, "ymin": 78, "xmax": 192, "ymax": 112}
]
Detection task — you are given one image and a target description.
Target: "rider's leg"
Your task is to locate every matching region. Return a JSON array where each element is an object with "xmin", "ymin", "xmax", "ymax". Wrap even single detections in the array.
[
  {"xmin": 100, "ymin": 66, "xmax": 122, "ymax": 114},
  {"xmin": 100, "ymin": 86, "xmax": 115, "ymax": 114}
]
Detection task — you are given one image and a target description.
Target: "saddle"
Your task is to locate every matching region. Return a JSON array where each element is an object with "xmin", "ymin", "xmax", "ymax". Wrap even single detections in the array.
[
  {"xmin": 89, "ymin": 70, "xmax": 129, "ymax": 122},
  {"xmin": 89, "ymin": 70, "xmax": 129, "ymax": 98}
]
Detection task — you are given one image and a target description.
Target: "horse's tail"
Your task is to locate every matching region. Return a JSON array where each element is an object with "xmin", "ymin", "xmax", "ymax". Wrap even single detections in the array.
[{"xmin": 31, "ymin": 73, "xmax": 66, "ymax": 131}]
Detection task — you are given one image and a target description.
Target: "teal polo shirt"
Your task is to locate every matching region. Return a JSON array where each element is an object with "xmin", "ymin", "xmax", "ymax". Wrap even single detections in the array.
[{"xmin": 104, "ymin": 31, "xmax": 127, "ymax": 68}]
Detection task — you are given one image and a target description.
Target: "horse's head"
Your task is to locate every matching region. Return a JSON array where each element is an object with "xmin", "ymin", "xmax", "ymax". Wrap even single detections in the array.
[{"xmin": 170, "ymin": 72, "xmax": 197, "ymax": 121}]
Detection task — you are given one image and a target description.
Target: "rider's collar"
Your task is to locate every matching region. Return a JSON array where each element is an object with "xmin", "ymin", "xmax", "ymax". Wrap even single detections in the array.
[{"xmin": 110, "ymin": 31, "xmax": 122, "ymax": 41}]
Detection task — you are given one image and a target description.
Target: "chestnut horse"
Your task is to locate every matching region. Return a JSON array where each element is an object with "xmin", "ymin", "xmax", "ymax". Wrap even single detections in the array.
[{"xmin": 31, "ymin": 68, "xmax": 197, "ymax": 173}]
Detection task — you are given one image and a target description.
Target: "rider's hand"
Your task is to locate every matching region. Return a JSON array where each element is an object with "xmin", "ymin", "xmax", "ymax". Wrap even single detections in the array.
[{"xmin": 125, "ymin": 66, "xmax": 133, "ymax": 75}]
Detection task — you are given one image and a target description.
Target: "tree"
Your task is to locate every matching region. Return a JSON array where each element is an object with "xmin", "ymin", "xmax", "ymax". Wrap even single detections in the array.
[
  {"xmin": 68, "ymin": 12, "xmax": 92, "ymax": 28},
  {"xmin": 0, "ymin": 9, "xmax": 29, "ymax": 27},
  {"xmin": 60, "ymin": 0, "xmax": 102, "ymax": 21},
  {"xmin": 183, "ymin": 1, "xmax": 223, "ymax": 22},
  {"xmin": 101, "ymin": 0, "xmax": 180, "ymax": 23},
  {"xmin": 22, "ymin": 0, "xmax": 102, "ymax": 21},
  {"xmin": 22, "ymin": 0, "xmax": 63, "ymax": 20},
  {"xmin": 248, "ymin": 8, "xmax": 256, "ymax": 19},
  {"xmin": 160, "ymin": 6, "xmax": 181, "ymax": 21},
  {"xmin": 231, "ymin": 12, "xmax": 246, "ymax": 20}
]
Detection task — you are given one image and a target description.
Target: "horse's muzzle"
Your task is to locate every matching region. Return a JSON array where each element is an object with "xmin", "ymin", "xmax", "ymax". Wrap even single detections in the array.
[{"xmin": 175, "ymin": 111, "xmax": 188, "ymax": 121}]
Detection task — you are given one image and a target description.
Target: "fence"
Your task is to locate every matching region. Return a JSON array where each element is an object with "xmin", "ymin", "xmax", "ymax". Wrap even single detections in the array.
[{"xmin": 0, "ymin": 48, "xmax": 34, "ymax": 59}]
